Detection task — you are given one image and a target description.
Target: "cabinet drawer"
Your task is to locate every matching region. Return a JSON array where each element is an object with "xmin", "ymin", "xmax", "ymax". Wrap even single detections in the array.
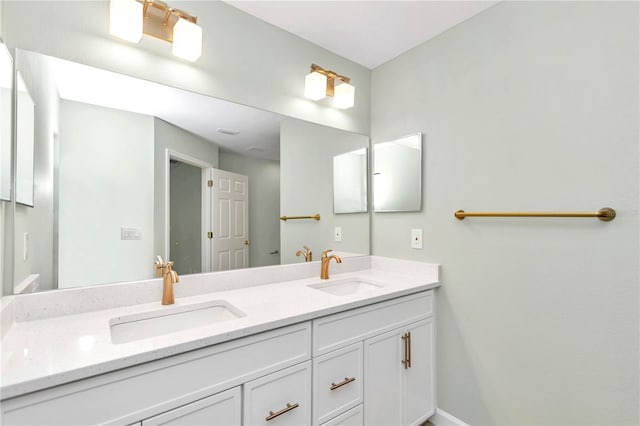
[
  {"xmin": 1, "ymin": 323, "xmax": 311, "ymax": 426},
  {"xmin": 243, "ymin": 361, "xmax": 312, "ymax": 426},
  {"xmin": 313, "ymin": 343, "xmax": 363, "ymax": 426},
  {"xmin": 321, "ymin": 405, "xmax": 363, "ymax": 426},
  {"xmin": 313, "ymin": 291, "xmax": 432, "ymax": 356},
  {"xmin": 142, "ymin": 387, "xmax": 241, "ymax": 426}
]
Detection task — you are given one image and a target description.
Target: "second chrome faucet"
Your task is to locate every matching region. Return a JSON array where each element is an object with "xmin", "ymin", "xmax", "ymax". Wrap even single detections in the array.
[{"xmin": 320, "ymin": 249, "xmax": 342, "ymax": 279}]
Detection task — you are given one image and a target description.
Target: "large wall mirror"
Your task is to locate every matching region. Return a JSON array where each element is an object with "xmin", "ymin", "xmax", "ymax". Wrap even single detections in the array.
[
  {"xmin": 373, "ymin": 133, "xmax": 422, "ymax": 212},
  {"xmin": 0, "ymin": 43, "xmax": 12, "ymax": 202},
  {"xmin": 6, "ymin": 49, "xmax": 370, "ymax": 295}
]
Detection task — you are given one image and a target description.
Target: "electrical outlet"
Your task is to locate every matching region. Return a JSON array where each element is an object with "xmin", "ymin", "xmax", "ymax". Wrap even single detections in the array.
[
  {"xmin": 335, "ymin": 226, "xmax": 342, "ymax": 242},
  {"xmin": 411, "ymin": 229, "xmax": 423, "ymax": 249}
]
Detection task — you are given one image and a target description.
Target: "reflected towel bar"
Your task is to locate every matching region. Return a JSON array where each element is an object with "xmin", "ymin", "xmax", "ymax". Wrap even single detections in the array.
[
  {"xmin": 454, "ymin": 207, "xmax": 616, "ymax": 222},
  {"xmin": 280, "ymin": 214, "xmax": 321, "ymax": 222}
]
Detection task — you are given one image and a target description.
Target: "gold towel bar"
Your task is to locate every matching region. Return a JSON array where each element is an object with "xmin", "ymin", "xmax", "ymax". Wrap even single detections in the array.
[
  {"xmin": 454, "ymin": 207, "xmax": 616, "ymax": 222},
  {"xmin": 280, "ymin": 214, "xmax": 321, "ymax": 222}
]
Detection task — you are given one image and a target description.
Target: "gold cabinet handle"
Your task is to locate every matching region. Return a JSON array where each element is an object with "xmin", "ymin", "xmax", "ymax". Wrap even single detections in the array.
[
  {"xmin": 401, "ymin": 331, "xmax": 412, "ymax": 369},
  {"xmin": 330, "ymin": 377, "xmax": 356, "ymax": 391},
  {"xmin": 266, "ymin": 402, "xmax": 299, "ymax": 421}
]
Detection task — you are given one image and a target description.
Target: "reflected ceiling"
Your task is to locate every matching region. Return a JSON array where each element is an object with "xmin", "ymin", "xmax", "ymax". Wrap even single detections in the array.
[{"xmin": 52, "ymin": 56, "xmax": 281, "ymax": 160}]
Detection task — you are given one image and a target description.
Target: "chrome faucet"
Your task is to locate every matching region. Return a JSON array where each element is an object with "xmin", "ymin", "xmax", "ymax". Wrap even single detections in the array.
[
  {"xmin": 154, "ymin": 256, "xmax": 180, "ymax": 305},
  {"xmin": 296, "ymin": 245, "xmax": 313, "ymax": 262},
  {"xmin": 320, "ymin": 249, "xmax": 342, "ymax": 280}
]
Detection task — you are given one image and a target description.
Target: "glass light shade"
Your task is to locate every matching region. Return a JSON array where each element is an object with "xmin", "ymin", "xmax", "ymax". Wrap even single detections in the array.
[
  {"xmin": 333, "ymin": 80, "xmax": 355, "ymax": 109},
  {"xmin": 304, "ymin": 71, "xmax": 327, "ymax": 100},
  {"xmin": 109, "ymin": 0, "xmax": 143, "ymax": 43},
  {"xmin": 172, "ymin": 18, "xmax": 203, "ymax": 62}
]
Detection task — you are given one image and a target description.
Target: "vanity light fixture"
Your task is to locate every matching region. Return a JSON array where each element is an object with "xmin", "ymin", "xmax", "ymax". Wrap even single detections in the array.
[
  {"xmin": 304, "ymin": 64, "xmax": 355, "ymax": 109},
  {"xmin": 109, "ymin": 0, "xmax": 203, "ymax": 62}
]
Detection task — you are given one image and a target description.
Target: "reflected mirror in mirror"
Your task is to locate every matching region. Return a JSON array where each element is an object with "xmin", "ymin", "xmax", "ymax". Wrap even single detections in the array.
[
  {"xmin": 333, "ymin": 148, "xmax": 367, "ymax": 214},
  {"xmin": 9, "ymin": 49, "xmax": 370, "ymax": 295},
  {"xmin": 0, "ymin": 43, "xmax": 12, "ymax": 202},
  {"xmin": 15, "ymin": 72, "xmax": 35, "ymax": 207},
  {"xmin": 373, "ymin": 133, "xmax": 422, "ymax": 212}
]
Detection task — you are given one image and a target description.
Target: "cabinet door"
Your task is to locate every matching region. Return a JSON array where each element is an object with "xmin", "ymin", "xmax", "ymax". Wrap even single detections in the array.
[
  {"xmin": 364, "ymin": 319, "xmax": 435, "ymax": 426},
  {"xmin": 244, "ymin": 361, "xmax": 312, "ymax": 426},
  {"xmin": 142, "ymin": 387, "xmax": 241, "ymax": 426},
  {"xmin": 363, "ymin": 328, "xmax": 403, "ymax": 426},
  {"xmin": 402, "ymin": 319, "xmax": 434, "ymax": 426}
]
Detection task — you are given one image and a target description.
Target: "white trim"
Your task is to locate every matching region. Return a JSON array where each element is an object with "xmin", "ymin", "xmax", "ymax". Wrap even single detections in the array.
[
  {"xmin": 430, "ymin": 409, "xmax": 469, "ymax": 426},
  {"xmin": 14, "ymin": 274, "xmax": 40, "ymax": 294},
  {"xmin": 164, "ymin": 149, "xmax": 212, "ymax": 263}
]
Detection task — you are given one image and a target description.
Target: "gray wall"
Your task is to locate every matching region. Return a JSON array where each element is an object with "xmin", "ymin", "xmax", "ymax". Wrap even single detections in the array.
[
  {"xmin": 280, "ymin": 118, "xmax": 369, "ymax": 264},
  {"xmin": 3, "ymin": 1, "xmax": 370, "ymax": 135},
  {"xmin": 153, "ymin": 118, "xmax": 219, "ymax": 261},
  {"xmin": 370, "ymin": 2, "xmax": 639, "ymax": 425},
  {"xmin": 58, "ymin": 100, "xmax": 154, "ymax": 288},
  {"xmin": 218, "ymin": 151, "xmax": 280, "ymax": 268}
]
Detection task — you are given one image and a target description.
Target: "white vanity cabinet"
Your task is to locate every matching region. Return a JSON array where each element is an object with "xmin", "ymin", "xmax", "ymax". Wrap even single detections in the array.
[
  {"xmin": 312, "ymin": 291, "xmax": 435, "ymax": 426},
  {"xmin": 1, "ymin": 290, "xmax": 436, "ymax": 426}
]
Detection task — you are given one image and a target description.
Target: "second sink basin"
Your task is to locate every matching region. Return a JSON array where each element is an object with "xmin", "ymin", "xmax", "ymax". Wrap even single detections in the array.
[
  {"xmin": 110, "ymin": 300, "xmax": 245, "ymax": 344},
  {"xmin": 308, "ymin": 278, "xmax": 383, "ymax": 296}
]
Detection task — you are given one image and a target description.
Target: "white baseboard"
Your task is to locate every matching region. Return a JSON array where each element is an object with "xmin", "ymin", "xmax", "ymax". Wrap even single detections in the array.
[{"xmin": 430, "ymin": 408, "xmax": 469, "ymax": 426}]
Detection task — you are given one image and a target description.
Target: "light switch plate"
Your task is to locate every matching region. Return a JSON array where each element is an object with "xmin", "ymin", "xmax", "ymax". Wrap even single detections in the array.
[
  {"xmin": 121, "ymin": 227, "xmax": 142, "ymax": 240},
  {"xmin": 411, "ymin": 229, "xmax": 423, "ymax": 249},
  {"xmin": 335, "ymin": 226, "xmax": 342, "ymax": 242}
]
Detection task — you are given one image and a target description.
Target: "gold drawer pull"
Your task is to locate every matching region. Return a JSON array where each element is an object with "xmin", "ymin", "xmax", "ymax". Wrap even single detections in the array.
[
  {"xmin": 330, "ymin": 376, "xmax": 356, "ymax": 391},
  {"xmin": 266, "ymin": 402, "xmax": 299, "ymax": 421},
  {"xmin": 401, "ymin": 331, "xmax": 412, "ymax": 369}
]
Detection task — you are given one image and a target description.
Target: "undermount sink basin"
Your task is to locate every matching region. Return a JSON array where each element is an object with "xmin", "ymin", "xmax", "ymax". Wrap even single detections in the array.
[
  {"xmin": 110, "ymin": 300, "xmax": 245, "ymax": 344},
  {"xmin": 308, "ymin": 278, "xmax": 383, "ymax": 296}
]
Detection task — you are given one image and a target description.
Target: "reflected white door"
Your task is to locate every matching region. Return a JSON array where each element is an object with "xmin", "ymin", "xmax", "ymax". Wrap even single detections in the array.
[{"xmin": 210, "ymin": 169, "xmax": 249, "ymax": 271}]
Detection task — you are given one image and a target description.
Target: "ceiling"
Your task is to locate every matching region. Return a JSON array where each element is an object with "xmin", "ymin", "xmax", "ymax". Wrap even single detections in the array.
[{"xmin": 223, "ymin": 1, "xmax": 498, "ymax": 69}]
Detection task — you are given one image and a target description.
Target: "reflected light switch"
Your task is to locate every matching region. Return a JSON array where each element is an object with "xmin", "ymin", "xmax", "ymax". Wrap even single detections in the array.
[{"xmin": 121, "ymin": 227, "xmax": 142, "ymax": 240}]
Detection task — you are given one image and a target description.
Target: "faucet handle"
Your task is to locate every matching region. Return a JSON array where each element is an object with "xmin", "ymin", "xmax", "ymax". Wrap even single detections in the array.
[
  {"xmin": 322, "ymin": 249, "xmax": 333, "ymax": 258},
  {"xmin": 154, "ymin": 255, "xmax": 167, "ymax": 277}
]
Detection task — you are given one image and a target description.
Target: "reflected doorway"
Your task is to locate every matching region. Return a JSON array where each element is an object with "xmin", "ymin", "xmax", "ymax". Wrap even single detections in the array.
[
  {"xmin": 167, "ymin": 151, "xmax": 250, "ymax": 275},
  {"xmin": 169, "ymin": 159, "xmax": 203, "ymax": 274}
]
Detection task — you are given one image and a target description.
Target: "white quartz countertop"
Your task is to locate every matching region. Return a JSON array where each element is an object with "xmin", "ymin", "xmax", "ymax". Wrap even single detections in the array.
[{"xmin": 0, "ymin": 256, "xmax": 439, "ymax": 400}]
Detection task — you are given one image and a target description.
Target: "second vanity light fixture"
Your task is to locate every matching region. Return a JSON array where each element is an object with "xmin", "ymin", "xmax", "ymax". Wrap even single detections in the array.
[
  {"xmin": 305, "ymin": 64, "xmax": 355, "ymax": 109},
  {"xmin": 109, "ymin": 0, "xmax": 203, "ymax": 62}
]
